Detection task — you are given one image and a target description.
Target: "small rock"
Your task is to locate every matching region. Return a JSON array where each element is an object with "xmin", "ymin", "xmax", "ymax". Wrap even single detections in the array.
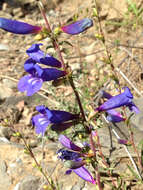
[
  {"xmin": 5, "ymin": 0, "xmax": 34, "ymax": 6},
  {"xmin": 0, "ymin": 137, "xmax": 10, "ymax": 143},
  {"xmin": 45, "ymin": 142, "xmax": 58, "ymax": 152},
  {"xmin": 0, "ymin": 126, "xmax": 14, "ymax": 140},
  {"xmin": 16, "ymin": 175, "xmax": 40, "ymax": 190},
  {"xmin": 0, "ymin": 159, "xmax": 11, "ymax": 190},
  {"xmin": 81, "ymin": 42, "xmax": 97, "ymax": 63},
  {"xmin": 0, "ymin": 160, "xmax": 7, "ymax": 173},
  {"xmin": 70, "ymin": 63, "xmax": 81, "ymax": 74},
  {"xmin": 14, "ymin": 183, "xmax": 20, "ymax": 190},
  {"xmin": 71, "ymin": 180, "xmax": 85, "ymax": 190},
  {"xmin": 48, "ymin": 10, "xmax": 57, "ymax": 17},
  {"xmin": 2, "ymin": 78, "xmax": 16, "ymax": 89},
  {"xmin": 13, "ymin": 7, "xmax": 24, "ymax": 18},
  {"xmin": 8, "ymin": 158, "xmax": 23, "ymax": 177},
  {"xmin": 0, "ymin": 44, "xmax": 9, "ymax": 51},
  {"xmin": 41, "ymin": 0, "xmax": 64, "ymax": 10},
  {"xmin": 1, "ymin": 3, "xmax": 13, "ymax": 15},
  {"xmin": 29, "ymin": 139, "xmax": 38, "ymax": 148},
  {"xmin": 0, "ymin": 84, "xmax": 13, "ymax": 100},
  {"xmin": 2, "ymin": 2, "xmax": 8, "ymax": 11},
  {"xmin": 99, "ymin": 3, "xmax": 109, "ymax": 20}
]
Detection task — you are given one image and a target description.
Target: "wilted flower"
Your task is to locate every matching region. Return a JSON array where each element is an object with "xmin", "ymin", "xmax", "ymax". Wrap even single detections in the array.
[
  {"xmin": 57, "ymin": 135, "xmax": 96, "ymax": 184},
  {"xmin": 61, "ymin": 18, "xmax": 93, "ymax": 35},
  {"xmin": 32, "ymin": 106, "xmax": 79, "ymax": 136},
  {"xmin": 18, "ymin": 60, "xmax": 66, "ymax": 96},
  {"xmin": 96, "ymin": 87, "xmax": 139, "ymax": 114},
  {"xmin": 0, "ymin": 17, "xmax": 42, "ymax": 34}
]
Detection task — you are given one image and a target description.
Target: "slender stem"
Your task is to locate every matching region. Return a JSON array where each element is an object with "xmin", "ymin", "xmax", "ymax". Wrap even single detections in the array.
[
  {"xmin": 69, "ymin": 77, "xmax": 86, "ymax": 121},
  {"xmin": 69, "ymin": 77, "xmax": 90, "ymax": 133},
  {"xmin": 94, "ymin": 0, "xmax": 121, "ymax": 90},
  {"xmin": 90, "ymin": 132, "xmax": 97, "ymax": 156},
  {"xmin": 38, "ymin": 1, "xmax": 51, "ymax": 32},
  {"xmin": 103, "ymin": 115, "xmax": 142, "ymax": 180},
  {"xmin": 96, "ymin": 130, "xmax": 117, "ymax": 188},
  {"xmin": 112, "ymin": 128, "xmax": 142, "ymax": 180},
  {"xmin": 128, "ymin": 125, "xmax": 142, "ymax": 170},
  {"xmin": 123, "ymin": 110, "xmax": 143, "ymax": 170},
  {"xmin": 39, "ymin": 1, "xmax": 66, "ymax": 70},
  {"xmin": 39, "ymin": 1, "xmax": 87, "ymax": 125},
  {"xmin": 21, "ymin": 135, "xmax": 55, "ymax": 189},
  {"xmin": 94, "ymin": 1, "xmax": 112, "ymax": 67},
  {"xmin": 52, "ymin": 39, "xmax": 66, "ymax": 71},
  {"xmin": 89, "ymin": 133, "xmax": 102, "ymax": 190},
  {"xmin": 96, "ymin": 171, "xmax": 103, "ymax": 190}
]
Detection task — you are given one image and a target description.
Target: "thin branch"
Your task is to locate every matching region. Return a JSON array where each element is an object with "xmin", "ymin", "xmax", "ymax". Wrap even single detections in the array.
[
  {"xmin": 66, "ymin": 46, "xmax": 114, "ymax": 59},
  {"xmin": 118, "ymin": 32, "xmax": 143, "ymax": 68},
  {"xmin": 103, "ymin": 115, "xmax": 142, "ymax": 180},
  {"xmin": 118, "ymin": 46, "xmax": 143, "ymax": 71},
  {"xmin": 115, "ymin": 67, "xmax": 143, "ymax": 96},
  {"xmin": 112, "ymin": 128, "xmax": 142, "ymax": 180}
]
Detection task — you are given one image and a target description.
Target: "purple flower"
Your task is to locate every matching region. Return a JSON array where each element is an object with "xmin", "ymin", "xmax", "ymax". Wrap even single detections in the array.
[
  {"xmin": 59, "ymin": 134, "xmax": 82, "ymax": 151},
  {"xmin": 61, "ymin": 18, "xmax": 93, "ymax": 35},
  {"xmin": 98, "ymin": 90, "xmax": 125, "ymax": 122},
  {"xmin": 32, "ymin": 106, "xmax": 78, "ymax": 136},
  {"xmin": 118, "ymin": 139, "xmax": 128, "ymax": 145},
  {"xmin": 99, "ymin": 90, "xmax": 112, "ymax": 99},
  {"xmin": 106, "ymin": 109, "xmax": 125, "ymax": 123},
  {"xmin": 26, "ymin": 44, "xmax": 62, "ymax": 68},
  {"xmin": 0, "ymin": 17, "xmax": 41, "ymax": 34},
  {"xmin": 18, "ymin": 60, "xmax": 66, "ymax": 96},
  {"xmin": 96, "ymin": 87, "xmax": 139, "ymax": 114},
  {"xmin": 51, "ymin": 121, "xmax": 78, "ymax": 132},
  {"xmin": 58, "ymin": 135, "xmax": 96, "ymax": 184}
]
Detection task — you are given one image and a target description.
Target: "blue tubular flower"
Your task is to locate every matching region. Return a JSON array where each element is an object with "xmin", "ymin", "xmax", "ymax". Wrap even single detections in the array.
[
  {"xmin": 61, "ymin": 18, "xmax": 93, "ymax": 35},
  {"xmin": 99, "ymin": 90, "xmax": 125, "ymax": 122},
  {"xmin": 118, "ymin": 139, "xmax": 128, "ymax": 145},
  {"xmin": 57, "ymin": 149, "xmax": 81, "ymax": 161},
  {"xmin": 58, "ymin": 135, "xmax": 96, "ymax": 184},
  {"xmin": 72, "ymin": 167, "xmax": 95, "ymax": 184},
  {"xmin": 96, "ymin": 87, "xmax": 139, "ymax": 114},
  {"xmin": 26, "ymin": 44, "xmax": 62, "ymax": 68},
  {"xmin": 106, "ymin": 109, "xmax": 125, "ymax": 123},
  {"xmin": 51, "ymin": 121, "xmax": 78, "ymax": 132},
  {"xmin": 0, "ymin": 17, "xmax": 42, "ymax": 34},
  {"xmin": 32, "ymin": 106, "xmax": 78, "ymax": 136},
  {"xmin": 59, "ymin": 135, "xmax": 81, "ymax": 151},
  {"xmin": 99, "ymin": 90, "xmax": 112, "ymax": 99},
  {"xmin": 18, "ymin": 61, "xmax": 66, "ymax": 96}
]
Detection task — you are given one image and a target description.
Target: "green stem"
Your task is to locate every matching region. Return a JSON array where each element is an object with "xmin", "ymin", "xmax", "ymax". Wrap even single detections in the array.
[
  {"xmin": 21, "ymin": 135, "xmax": 55, "ymax": 189},
  {"xmin": 39, "ymin": 1, "xmax": 87, "ymax": 126}
]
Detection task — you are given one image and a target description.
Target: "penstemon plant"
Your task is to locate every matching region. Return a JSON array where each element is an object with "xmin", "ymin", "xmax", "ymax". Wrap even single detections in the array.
[{"xmin": 0, "ymin": 1, "xmax": 142, "ymax": 189}]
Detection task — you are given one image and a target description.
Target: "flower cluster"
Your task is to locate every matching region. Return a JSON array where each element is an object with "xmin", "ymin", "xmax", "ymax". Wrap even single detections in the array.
[
  {"xmin": 57, "ymin": 135, "xmax": 96, "ymax": 184},
  {"xmin": 18, "ymin": 44, "xmax": 66, "ymax": 96},
  {"xmin": 32, "ymin": 105, "xmax": 79, "ymax": 136},
  {"xmin": 97, "ymin": 87, "xmax": 139, "ymax": 123}
]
